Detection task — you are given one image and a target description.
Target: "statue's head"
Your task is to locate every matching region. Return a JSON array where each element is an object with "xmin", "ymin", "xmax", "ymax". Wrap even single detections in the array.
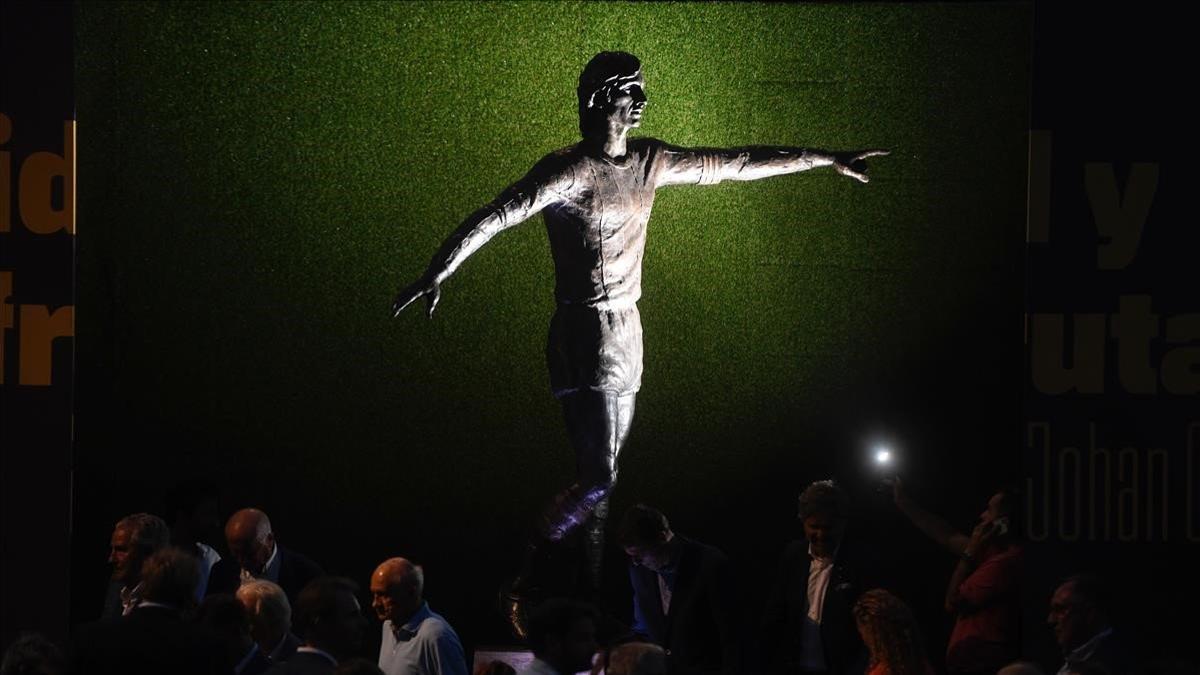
[{"xmin": 577, "ymin": 51, "xmax": 646, "ymax": 137}]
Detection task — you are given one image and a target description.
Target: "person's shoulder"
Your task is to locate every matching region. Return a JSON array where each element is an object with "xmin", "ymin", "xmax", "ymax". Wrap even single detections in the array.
[
  {"xmin": 280, "ymin": 546, "xmax": 323, "ymax": 574},
  {"xmin": 418, "ymin": 609, "xmax": 460, "ymax": 638},
  {"xmin": 998, "ymin": 541, "xmax": 1026, "ymax": 559},
  {"xmin": 1089, "ymin": 629, "xmax": 1135, "ymax": 669},
  {"xmin": 978, "ymin": 541, "xmax": 1023, "ymax": 568},
  {"xmin": 209, "ymin": 555, "xmax": 236, "ymax": 574},
  {"xmin": 265, "ymin": 651, "xmax": 334, "ymax": 675},
  {"xmin": 678, "ymin": 534, "xmax": 730, "ymax": 567},
  {"xmin": 73, "ymin": 615, "xmax": 121, "ymax": 644}
]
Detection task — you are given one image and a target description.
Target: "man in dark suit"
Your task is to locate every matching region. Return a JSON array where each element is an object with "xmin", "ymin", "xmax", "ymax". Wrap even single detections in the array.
[
  {"xmin": 100, "ymin": 512, "xmax": 171, "ymax": 618},
  {"xmin": 73, "ymin": 547, "xmax": 232, "ymax": 675},
  {"xmin": 198, "ymin": 593, "xmax": 274, "ymax": 675},
  {"xmin": 761, "ymin": 480, "xmax": 869, "ymax": 675},
  {"xmin": 208, "ymin": 508, "xmax": 324, "ymax": 604},
  {"xmin": 265, "ymin": 577, "xmax": 369, "ymax": 675},
  {"xmin": 618, "ymin": 504, "xmax": 742, "ymax": 675}
]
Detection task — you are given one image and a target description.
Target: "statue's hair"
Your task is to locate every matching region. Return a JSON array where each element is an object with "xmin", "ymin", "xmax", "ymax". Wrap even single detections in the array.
[{"xmin": 577, "ymin": 51, "xmax": 641, "ymax": 136}]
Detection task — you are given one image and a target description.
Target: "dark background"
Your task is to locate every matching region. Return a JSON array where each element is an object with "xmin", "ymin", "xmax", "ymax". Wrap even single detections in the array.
[
  {"xmin": 0, "ymin": 0, "xmax": 75, "ymax": 658},
  {"xmin": 1, "ymin": 1, "xmax": 1195, "ymax": 673},
  {"xmin": 1019, "ymin": 2, "xmax": 1198, "ymax": 670}
]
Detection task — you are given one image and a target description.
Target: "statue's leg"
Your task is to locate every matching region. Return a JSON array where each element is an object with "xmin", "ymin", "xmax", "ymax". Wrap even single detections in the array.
[
  {"xmin": 503, "ymin": 305, "xmax": 641, "ymax": 637},
  {"xmin": 581, "ymin": 392, "xmax": 636, "ymax": 591},
  {"xmin": 540, "ymin": 389, "xmax": 635, "ymax": 542},
  {"xmin": 504, "ymin": 390, "xmax": 633, "ymax": 637}
]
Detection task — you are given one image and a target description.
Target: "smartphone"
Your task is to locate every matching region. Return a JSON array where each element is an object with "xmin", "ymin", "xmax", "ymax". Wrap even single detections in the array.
[{"xmin": 992, "ymin": 517, "xmax": 1010, "ymax": 536}]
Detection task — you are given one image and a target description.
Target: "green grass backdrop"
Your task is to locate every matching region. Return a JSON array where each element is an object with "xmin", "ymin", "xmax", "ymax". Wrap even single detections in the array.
[{"xmin": 74, "ymin": 0, "xmax": 1030, "ymax": 643}]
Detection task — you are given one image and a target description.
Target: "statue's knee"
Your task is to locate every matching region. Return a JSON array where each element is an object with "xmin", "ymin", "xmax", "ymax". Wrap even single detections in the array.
[{"xmin": 580, "ymin": 473, "xmax": 616, "ymax": 501}]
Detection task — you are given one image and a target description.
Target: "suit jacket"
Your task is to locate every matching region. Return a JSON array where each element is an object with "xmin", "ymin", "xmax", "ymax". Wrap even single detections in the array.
[
  {"xmin": 240, "ymin": 645, "xmax": 274, "ymax": 675},
  {"xmin": 268, "ymin": 631, "xmax": 303, "ymax": 663},
  {"xmin": 628, "ymin": 535, "xmax": 742, "ymax": 675},
  {"xmin": 72, "ymin": 604, "xmax": 232, "ymax": 675},
  {"xmin": 761, "ymin": 538, "xmax": 872, "ymax": 675},
  {"xmin": 263, "ymin": 650, "xmax": 337, "ymax": 675},
  {"xmin": 207, "ymin": 546, "xmax": 324, "ymax": 604},
  {"xmin": 1061, "ymin": 629, "xmax": 1135, "ymax": 675}
]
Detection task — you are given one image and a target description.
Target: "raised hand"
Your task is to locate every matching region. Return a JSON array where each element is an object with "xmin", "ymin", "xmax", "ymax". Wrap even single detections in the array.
[
  {"xmin": 833, "ymin": 149, "xmax": 889, "ymax": 183},
  {"xmin": 392, "ymin": 276, "xmax": 442, "ymax": 319}
]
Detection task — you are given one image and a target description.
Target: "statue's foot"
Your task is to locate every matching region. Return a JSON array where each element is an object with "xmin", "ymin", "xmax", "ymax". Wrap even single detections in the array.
[{"xmin": 498, "ymin": 580, "xmax": 539, "ymax": 641}]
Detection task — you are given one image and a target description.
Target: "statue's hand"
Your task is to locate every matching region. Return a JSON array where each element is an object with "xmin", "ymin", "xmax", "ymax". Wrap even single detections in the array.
[
  {"xmin": 392, "ymin": 276, "xmax": 441, "ymax": 319},
  {"xmin": 833, "ymin": 149, "xmax": 889, "ymax": 184}
]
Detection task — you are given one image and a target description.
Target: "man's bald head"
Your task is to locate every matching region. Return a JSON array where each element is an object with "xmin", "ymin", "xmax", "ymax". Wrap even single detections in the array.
[
  {"xmin": 226, "ymin": 508, "xmax": 272, "ymax": 540},
  {"xmin": 369, "ymin": 557, "xmax": 424, "ymax": 624},
  {"xmin": 225, "ymin": 508, "xmax": 276, "ymax": 575},
  {"xmin": 606, "ymin": 642, "xmax": 667, "ymax": 675}
]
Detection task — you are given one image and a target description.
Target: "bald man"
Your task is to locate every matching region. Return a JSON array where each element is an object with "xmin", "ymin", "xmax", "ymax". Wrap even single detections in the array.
[
  {"xmin": 606, "ymin": 642, "xmax": 667, "ymax": 675},
  {"xmin": 207, "ymin": 508, "xmax": 324, "ymax": 604},
  {"xmin": 370, "ymin": 558, "xmax": 466, "ymax": 675}
]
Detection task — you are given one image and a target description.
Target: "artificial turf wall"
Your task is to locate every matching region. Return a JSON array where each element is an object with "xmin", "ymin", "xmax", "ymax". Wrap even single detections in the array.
[{"xmin": 74, "ymin": 0, "xmax": 1031, "ymax": 640}]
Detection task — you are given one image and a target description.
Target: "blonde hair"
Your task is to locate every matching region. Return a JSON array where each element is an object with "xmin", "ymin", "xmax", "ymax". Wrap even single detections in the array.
[
  {"xmin": 853, "ymin": 589, "xmax": 928, "ymax": 675},
  {"xmin": 237, "ymin": 579, "xmax": 292, "ymax": 634}
]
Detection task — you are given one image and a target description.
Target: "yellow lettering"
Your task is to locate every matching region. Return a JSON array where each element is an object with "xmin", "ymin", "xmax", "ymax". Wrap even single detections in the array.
[{"xmin": 18, "ymin": 304, "xmax": 73, "ymax": 386}]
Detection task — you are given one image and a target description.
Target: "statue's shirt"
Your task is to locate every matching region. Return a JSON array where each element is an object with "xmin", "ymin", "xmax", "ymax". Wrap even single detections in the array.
[
  {"xmin": 537, "ymin": 140, "xmax": 666, "ymax": 310},
  {"xmin": 423, "ymin": 137, "xmax": 819, "ymax": 395},
  {"xmin": 429, "ymin": 137, "xmax": 809, "ymax": 310}
]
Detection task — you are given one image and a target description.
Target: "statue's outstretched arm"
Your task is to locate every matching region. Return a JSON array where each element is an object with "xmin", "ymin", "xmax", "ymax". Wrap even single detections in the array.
[
  {"xmin": 657, "ymin": 144, "xmax": 887, "ymax": 187},
  {"xmin": 392, "ymin": 158, "xmax": 573, "ymax": 318}
]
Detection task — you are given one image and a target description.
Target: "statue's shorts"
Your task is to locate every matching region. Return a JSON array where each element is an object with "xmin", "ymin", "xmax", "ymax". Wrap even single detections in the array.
[{"xmin": 547, "ymin": 303, "xmax": 643, "ymax": 398}]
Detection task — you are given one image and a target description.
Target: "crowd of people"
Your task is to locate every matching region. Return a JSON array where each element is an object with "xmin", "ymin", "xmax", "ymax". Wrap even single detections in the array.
[{"xmin": 0, "ymin": 479, "xmax": 1157, "ymax": 675}]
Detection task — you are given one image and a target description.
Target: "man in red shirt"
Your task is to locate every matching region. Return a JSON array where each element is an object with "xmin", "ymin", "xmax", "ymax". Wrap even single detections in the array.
[{"xmin": 890, "ymin": 480, "xmax": 1023, "ymax": 675}]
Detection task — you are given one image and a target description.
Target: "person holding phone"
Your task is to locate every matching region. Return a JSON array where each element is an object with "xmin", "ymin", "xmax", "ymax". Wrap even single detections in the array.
[{"xmin": 887, "ymin": 479, "xmax": 1023, "ymax": 675}]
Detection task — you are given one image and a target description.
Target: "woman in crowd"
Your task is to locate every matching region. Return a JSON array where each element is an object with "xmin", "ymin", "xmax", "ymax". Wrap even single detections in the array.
[{"xmin": 853, "ymin": 589, "xmax": 933, "ymax": 675}]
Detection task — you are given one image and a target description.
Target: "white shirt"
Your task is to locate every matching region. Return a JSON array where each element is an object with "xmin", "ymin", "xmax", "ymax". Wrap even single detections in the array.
[
  {"xmin": 657, "ymin": 574, "xmax": 673, "ymax": 617},
  {"xmin": 194, "ymin": 541, "xmax": 221, "ymax": 600},
  {"xmin": 119, "ymin": 582, "xmax": 145, "ymax": 616},
  {"xmin": 519, "ymin": 657, "xmax": 563, "ymax": 675},
  {"xmin": 378, "ymin": 603, "xmax": 467, "ymax": 675},
  {"xmin": 296, "ymin": 646, "xmax": 338, "ymax": 666},
  {"xmin": 240, "ymin": 542, "xmax": 280, "ymax": 585},
  {"xmin": 806, "ymin": 548, "xmax": 834, "ymax": 624},
  {"xmin": 1056, "ymin": 628, "xmax": 1114, "ymax": 675},
  {"xmin": 798, "ymin": 543, "xmax": 838, "ymax": 671}
]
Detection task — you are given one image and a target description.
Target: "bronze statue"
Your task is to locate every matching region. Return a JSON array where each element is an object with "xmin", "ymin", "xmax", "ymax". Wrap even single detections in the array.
[{"xmin": 393, "ymin": 52, "xmax": 885, "ymax": 631}]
